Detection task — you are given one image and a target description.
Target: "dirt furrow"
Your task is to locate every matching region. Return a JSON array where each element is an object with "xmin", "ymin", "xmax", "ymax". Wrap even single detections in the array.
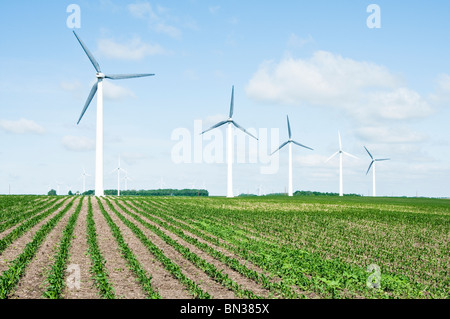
[
  {"xmin": 90, "ymin": 198, "xmax": 147, "ymax": 299},
  {"xmin": 130, "ymin": 201, "xmax": 274, "ymax": 277},
  {"xmin": 0, "ymin": 198, "xmax": 64, "ymax": 240},
  {"xmin": 63, "ymin": 198, "xmax": 99, "ymax": 299},
  {"xmin": 108, "ymin": 199, "xmax": 237, "ymax": 299},
  {"xmin": 10, "ymin": 198, "xmax": 81, "ymax": 299},
  {"xmin": 0, "ymin": 198, "xmax": 69, "ymax": 274},
  {"xmin": 122, "ymin": 200, "xmax": 275, "ymax": 298},
  {"xmin": 99, "ymin": 199, "xmax": 191, "ymax": 299}
]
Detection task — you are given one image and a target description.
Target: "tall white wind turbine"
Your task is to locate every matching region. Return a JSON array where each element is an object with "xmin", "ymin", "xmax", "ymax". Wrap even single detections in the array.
[
  {"xmin": 73, "ymin": 31, "xmax": 154, "ymax": 197},
  {"xmin": 271, "ymin": 115, "xmax": 313, "ymax": 197},
  {"xmin": 325, "ymin": 131, "xmax": 358, "ymax": 196},
  {"xmin": 201, "ymin": 86, "xmax": 258, "ymax": 198},
  {"xmin": 364, "ymin": 146, "xmax": 390, "ymax": 197}
]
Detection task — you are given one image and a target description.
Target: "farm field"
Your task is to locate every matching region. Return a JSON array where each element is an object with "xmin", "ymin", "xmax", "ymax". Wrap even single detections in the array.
[{"xmin": 0, "ymin": 195, "xmax": 448, "ymax": 299}]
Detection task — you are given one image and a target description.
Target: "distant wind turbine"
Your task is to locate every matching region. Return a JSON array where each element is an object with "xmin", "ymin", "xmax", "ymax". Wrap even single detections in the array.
[
  {"xmin": 325, "ymin": 131, "xmax": 358, "ymax": 196},
  {"xmin": 271, "ymin": 115, "xmax": 313, "ymax": 197},
  {"xmin": 73, "ymin": 31, "xmax": 154, "ymax": 197},
  {"xmin": 111, "ymin": 155, "xmax": 126, "ymax": 196},
  {"xmin": 80, "ymin": 167, "xmax": 90, "ymax": 194},
  {"xmin": 364, "ymin": 146, "xmax": 390, "ymax": 197},
  {"xmin": 201, "ymin": 86, "xmax": 258, "ymax": 198},
  {"xmin": 123, "ymin": 172, "xmax": 132, "ymax": 191},
  {"xmin": 55, "ymin": 181, "xmax": 62, "ymax": 196}
]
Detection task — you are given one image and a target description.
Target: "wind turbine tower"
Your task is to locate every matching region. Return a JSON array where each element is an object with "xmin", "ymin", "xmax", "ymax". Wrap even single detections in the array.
[
  {"xmin": 325, "ymin": 131, "xmax": 358, "ymax": 196},
  {"xmin": 112, "ymin": 155, "xmax": 126, "ymax": 196},
  {"xmin": 364, "ymin": 146, "xmax": 390, "ymax": 197},
  {"xmin": 201, "ymin": 86, "xmax": 258, "ymax": 198},
  {"xmin": 271, "ymin": 115, "xmax": 313, "ymax": 197},
  {"xmin": 73, "ymin": 31, "xmax": 154, "ymax": 197}
]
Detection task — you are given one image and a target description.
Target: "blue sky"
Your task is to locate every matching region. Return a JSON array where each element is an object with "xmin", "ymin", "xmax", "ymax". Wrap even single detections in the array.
[{"xmin": 0, "ymin": 0, "xmax": 449, "ymax": 197}]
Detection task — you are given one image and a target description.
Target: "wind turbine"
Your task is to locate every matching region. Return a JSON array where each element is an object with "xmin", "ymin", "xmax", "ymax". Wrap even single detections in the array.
[
  {"xmin": 364, "ymin": 146, "xmax": 390, "ymax": 197},
  {"xmin": 271, "ymin": 115, "xmax": 313, "ymax": 197},
  {"xmin": 80, "ymin": 167, "xmax": 90, "ymax": 194},
  {"xmin": 55, "ymin": 181, "xmax": 62, "ymax": 196},
  {"xmin": 111, "ymin": 155, "xmax": 126, "ymax": 196},
  {"xmin": 325, "ymin": 131, "xmax": 358, "ymax": 197},
  {"xmin": 73, "ymin": 31, "xmax": 154, "ymax": 197},
  {"xmin": 201, "ymin": 85, "xmax": 258, "ymax": 198},
  {"xmin": 123, "ymin": 172, "xmax": 132, "ymax": 191}
]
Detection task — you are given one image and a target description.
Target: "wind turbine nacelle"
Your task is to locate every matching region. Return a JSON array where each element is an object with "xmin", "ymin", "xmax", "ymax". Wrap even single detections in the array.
[{"xmin": 96, "ymin": 73, "xmax": 106, "ymax": 79}]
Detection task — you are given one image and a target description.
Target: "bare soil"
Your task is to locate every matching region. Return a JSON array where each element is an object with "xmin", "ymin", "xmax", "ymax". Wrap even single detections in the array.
[
  {"xmin": 10, "ymin": 198, "xmax": 80, "ymax": 299},
  {"xmin": 90, "ymin": 198, "xmax": 147, "ymax": 299},
  {"xmin": 98, "ymin": 198, "xmax": 191, "ymax": 299}
]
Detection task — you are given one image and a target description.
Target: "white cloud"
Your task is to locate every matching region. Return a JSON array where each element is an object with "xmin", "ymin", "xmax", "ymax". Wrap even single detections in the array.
[
  {"xmin": 209, "ymin": 6, "xmax": 220, "ymax": 14},
  {"xmin": 246, "ymin": 51, "xmax": 433, "ymax": 125},
  {"xmin": 97, "ymin": 37, "xmax": 166, "ymax": 60},
  {"xmin": 128, "ymin": 2, "xmax": 182, "ymax": 38},
  {"xmin": 103, "ymin": 81, "xmax": 136, "ymax": 101},
  {"xmin": 429, "ymin": 73, "xmax": 450, "ymax": 103},
  {"xmin": 62, "ymin": 136, "xmax": 95, "ymax": 152},
  {"xmin": 0, "ymin": 118, "xmax": 45, "ymax": 134},
  {"xmin": 60, "ymin": 80, "xmax": 82, "ymax": 92},
  {"xmin": 355, "ymin": 126, "xmax": 428, "ymax": 144},
  {"xmin": 287, "ymin": 33, "xmax": 314, "ymax": 49}
]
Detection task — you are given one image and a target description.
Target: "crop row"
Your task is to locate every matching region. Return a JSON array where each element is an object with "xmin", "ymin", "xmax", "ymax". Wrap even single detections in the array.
[
  {"xmin": 96, "ymin": 198, "xmax": 161, "ymax": 299},
  {"xmin": 101, "ymin": 198, "xmax": 210, "ymax": 298},
  {"xmin": 122, "ymin": 198, "xmax": 302, "ymax": 299},
  {"xmin": 85, "ymin": 197, "xmax": 115, "ymax": 299},
  {"xmin": 43, "ymin": 197, "xmax": 84, "ymax": 299},
  {"xmin": 139, "ymin": 197, "xmax": 430, "ymax": 298},
  {"xmin": 0, "ymin": 197, "xmax": 76, "ymax": 298}
]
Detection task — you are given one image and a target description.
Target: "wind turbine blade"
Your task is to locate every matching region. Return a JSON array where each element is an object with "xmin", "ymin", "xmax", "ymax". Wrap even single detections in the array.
[
  {"xmin": 292, "ymin": 140, "xmax": 313, "ymax": 150},
  {"xmin": 271, "ymin": 141, "xmax": 289, "ymax": 155},
  {"xmin": 77, "ymin": 81, "xmax": 98, "ymax": 125},
  {"xmin": 105, "ymin": 73, "xmax": 155, "ymax": 80},
  {"xmin": 338, "ymin": 131, "xmax": 342, "ymax": 151},
  {"xmin": 200, "ymin": 120, "xmax": 228, "ymax": 135},
  {"xmin": 364, "ymin": 146, "xmax": 374, "ymax": 160},
  {"xmin": 232, "ymin": 121, "xmax": 258, "ymax": 140},
  {"xmin": 287, "ymin": 115, "xmax": 292, "ymax": 139},
  {"xmin": 325, "ymin": 151, "xmax": 339, "ymax": 163},
  {"xmin": 229, "ymin": 85, "xmax": 234, "ymax": 118},
  {"xmin": 366, "ymin": 160, "xmax": 374, "ymax": 175},
  {"xmin": 73, "ymin": 31, "xmax": 101, "ymax": 73},
  {"xmin": 375, "ymin": 158, "xmax": 390, "ymax": 162},
  {"xmin": 342, "ymin": 151, "xmax": 359, "ymax": 160}
]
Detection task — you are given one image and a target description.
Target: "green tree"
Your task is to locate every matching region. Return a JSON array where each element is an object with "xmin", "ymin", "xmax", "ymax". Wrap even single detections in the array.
[{"xmin": 48, "ymin": 189, "xmax": 57, "ymax": 196}]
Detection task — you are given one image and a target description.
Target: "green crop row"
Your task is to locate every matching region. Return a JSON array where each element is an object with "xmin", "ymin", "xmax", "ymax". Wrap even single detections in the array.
[
  {"xmin": 141, "ymin": 198, "xmax": 430, "ymax": 298},
  {"xmin": 0, "ymin": 196, "xmax": 46, "ymax": 222},
  {"xmin": 101, "ymin": 198, "xmax": 210, "ymax": 299},
  {"xmin": 123, "ymin": 198, "xmax": 302, "ymax": 299},
  {"xmin": 43, "ymin": 197, "xmax": 83, "ymax": 299},
  {"xmin": 0, "ymin": 197, "xmax": 76, "ymax": 298},
  {"xmin": 110, "ymin": 198, "xmax": 262, "ymax": 299},
  {"xmin": 0, "ymin": 197, "xmax": 70, "ymax": 254},
  {"xmin": 86, "ymin": 197, "xmax": 115, "ymax": 299},
  {"xmin": 0, "ymin": 197, "xmax": 60, "ymax": 233},
  {"xmin": 96, "ymin": 198, "xmax": 161, "ymax": 299}
]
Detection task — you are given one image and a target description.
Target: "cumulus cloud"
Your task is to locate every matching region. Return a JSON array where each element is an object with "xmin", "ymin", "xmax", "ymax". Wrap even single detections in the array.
[
  {"xmin": 62, "ymin": 136, "xmax": 95, "ymax": 152},
  {"xmin": 97, "ymin": 37, "xmax": 166, "ymax": 60},
  {"xmin": 355, "ymin": 126, "xmax": 428, "ymax": 144},
  {"xmin": 0, "ymin": 118, "xmax": 45, "ymax": 134},
  {"xmin": 128, "ymin": 2, "xmax": 182, "ymax": 38},
  {"xmin": 103, "ymin": 81, "xmax": 136, "ymax": 101},
  {"xmin": 429, "ymin": 73, "xmax": 450, "ymax": 103},
  {"xmin": 246, "ymin": 51, "xmax": 432, "ymax": 122}
]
